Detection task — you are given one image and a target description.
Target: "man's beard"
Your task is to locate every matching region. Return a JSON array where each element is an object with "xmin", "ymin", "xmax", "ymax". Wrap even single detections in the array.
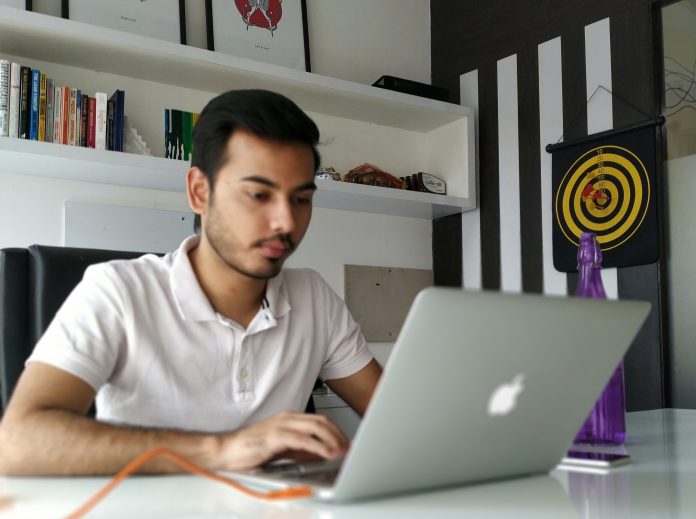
[{"xmin": 205, "ymin": 223, "xmax": 295, "ymax": 280}]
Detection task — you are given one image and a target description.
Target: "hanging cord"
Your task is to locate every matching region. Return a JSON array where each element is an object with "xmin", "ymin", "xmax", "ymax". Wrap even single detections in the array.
[
  {"xmin": 553, "ymin": 85, "xmax": 662, "ymax": 146},
  {"xmin": 63, "ymin": 447, "xmax": 313, "ymax": 519}
]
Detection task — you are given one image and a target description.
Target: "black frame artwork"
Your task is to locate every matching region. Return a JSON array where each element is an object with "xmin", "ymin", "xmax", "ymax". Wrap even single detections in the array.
[
  {"xmin": 61, "ymin": 0, "xmax": 187, "ymax": 45},
  {"xmin": 205, "ymin": 0, "xmax": 311, "ymax": 72},
  {"xmin": 0, "ymin": 0, "xmax": 31, "ymax": 10}
]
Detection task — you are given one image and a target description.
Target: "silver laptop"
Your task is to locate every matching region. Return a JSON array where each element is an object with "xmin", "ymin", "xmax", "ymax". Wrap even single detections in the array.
[{"xmin": 232, "ymin": 287, "xmax": 650, "ymax": 502}]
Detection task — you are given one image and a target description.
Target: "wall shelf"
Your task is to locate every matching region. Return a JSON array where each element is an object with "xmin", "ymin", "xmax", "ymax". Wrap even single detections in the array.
[
  {"xmin": 0, "ymin": 7, "xmax": 468, "ymax": 133},
  {"xmin": 0, "ymin": 138, "xmax": 471, "ymax": 219}
]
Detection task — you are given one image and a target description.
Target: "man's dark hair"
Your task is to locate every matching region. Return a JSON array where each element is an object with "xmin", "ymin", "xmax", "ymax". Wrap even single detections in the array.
[{"xmin": 191, "ymin": 89, "xmax": 321, "ymax": 233}]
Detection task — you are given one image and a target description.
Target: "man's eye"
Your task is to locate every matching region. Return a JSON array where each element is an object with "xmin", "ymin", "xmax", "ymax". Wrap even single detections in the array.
[
  {"xmin": 293, "ymin": 196, "xmax": 313, "ymax": 206},
  {"xmin": 249, "ymin": 192, "xmax": 269, "ymax": 201}
]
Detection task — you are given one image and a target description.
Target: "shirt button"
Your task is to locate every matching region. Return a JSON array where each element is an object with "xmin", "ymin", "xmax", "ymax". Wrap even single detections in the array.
[{"xmin": 240, "ymin": 368, "xmax": 248, "ymax": 379}]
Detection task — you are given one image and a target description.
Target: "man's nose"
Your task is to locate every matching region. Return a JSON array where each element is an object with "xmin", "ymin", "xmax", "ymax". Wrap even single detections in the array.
[{"xmin": 270, "ymin": 200, "xmax": 295, "ymax": 234}]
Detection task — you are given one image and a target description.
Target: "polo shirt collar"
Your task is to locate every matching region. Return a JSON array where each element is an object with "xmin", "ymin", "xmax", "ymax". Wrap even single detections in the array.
[
  {"xmin": 170, "ymin": 235, "xmax": 291, "ymax": 322},
  {"xmin": 264, "ymin": 272, "xmax": 291, "ymax": 319},
  {"xmin": 170, "ymin": 235, "xmax": 217, "ymax": 322}
]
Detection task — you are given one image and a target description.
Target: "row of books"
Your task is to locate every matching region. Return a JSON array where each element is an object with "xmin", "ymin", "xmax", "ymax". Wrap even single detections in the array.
[
  {"xmin": 0, "ymin": 58, "xmax": 125, "ymax": 151},
  {"xmin": 164, "ymin": 108, "xmax": 199, "ymax": 161}
]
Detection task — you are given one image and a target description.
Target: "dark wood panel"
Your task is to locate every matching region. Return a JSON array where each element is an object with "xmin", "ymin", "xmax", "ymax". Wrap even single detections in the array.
[
  {"xmin": 432, "ymin": 214, "xmax": 462, "ymax": 287},
  {"xmin": 431, "ymin": 0, "xmax": 653, "ymax": 102},
  {"xmin": 618, "ymin": 263, "xmax": 665, "ymax": 410},
  {"xmin": 517, "ymin": 46, "xmax": 544, "ymax": 293},
  {"xmin": 561, "ymin": 27, "xmax": 588, "ymax": 296},
  {"xmin": 477, "ymin": 63, "xmax": 501, "ymax": 290}
]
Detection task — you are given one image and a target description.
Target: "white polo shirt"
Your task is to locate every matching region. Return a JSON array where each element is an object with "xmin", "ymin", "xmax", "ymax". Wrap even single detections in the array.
[{"xmin": 28, "ymin": 236, "xmax": 372, "ymax": 433}]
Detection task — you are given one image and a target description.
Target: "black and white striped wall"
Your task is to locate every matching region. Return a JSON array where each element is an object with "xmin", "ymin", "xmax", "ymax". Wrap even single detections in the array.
[
  {"xmin": 431, "ymin": 11, "xmax": 667, "ymax": 411},
  {"xmin": 460, "ymin": 19, "xmax": 620, "ymax": 296}
]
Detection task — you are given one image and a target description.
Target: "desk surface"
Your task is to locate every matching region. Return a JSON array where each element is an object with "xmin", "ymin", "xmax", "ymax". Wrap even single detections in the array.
[{"xmin": 0, "ymin": 409, "xmax": 694, "ymax": 518}]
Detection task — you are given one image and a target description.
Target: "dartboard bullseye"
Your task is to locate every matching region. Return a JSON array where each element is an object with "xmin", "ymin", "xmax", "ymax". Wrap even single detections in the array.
[{"xmin": 554, "ymin": 145, "xmax": 650, "ymax": 251}]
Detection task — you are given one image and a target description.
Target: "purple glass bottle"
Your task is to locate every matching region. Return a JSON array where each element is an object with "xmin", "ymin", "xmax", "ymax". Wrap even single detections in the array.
[{"xmin": 574, "ymin": 232, "xmax": 627, "ymax": 445}]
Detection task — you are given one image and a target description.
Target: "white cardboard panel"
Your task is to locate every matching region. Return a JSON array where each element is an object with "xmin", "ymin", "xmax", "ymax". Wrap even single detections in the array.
[{"xmin": 64, "ymin": 201, "xmax": 192, "ymax": 253}]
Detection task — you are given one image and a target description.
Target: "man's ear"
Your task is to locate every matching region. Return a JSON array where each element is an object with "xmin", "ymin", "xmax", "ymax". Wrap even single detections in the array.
[{"xmin": 186, "ymin": 167, "xmax": 210, "ymax": 218}]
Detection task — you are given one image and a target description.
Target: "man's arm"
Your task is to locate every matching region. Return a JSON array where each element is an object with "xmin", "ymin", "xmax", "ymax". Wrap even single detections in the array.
[
  {"xmin": 0, "ymin": 363, "xmax": 348, "ymax": 476},
  {"xmin": 325, "ymin": 359, "xmax": 382, "ymax": 417}
]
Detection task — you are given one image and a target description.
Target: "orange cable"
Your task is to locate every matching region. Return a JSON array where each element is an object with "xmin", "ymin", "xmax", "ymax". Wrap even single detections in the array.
[{"xmin": 63, "ymin": 447, "xmax": 313, "ymax": 519}]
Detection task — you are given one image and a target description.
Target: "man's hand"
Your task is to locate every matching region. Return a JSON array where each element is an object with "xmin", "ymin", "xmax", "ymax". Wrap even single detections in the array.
[{"xmin": 217, "ymin": 412, "xmax": 349, "ymax": 471}]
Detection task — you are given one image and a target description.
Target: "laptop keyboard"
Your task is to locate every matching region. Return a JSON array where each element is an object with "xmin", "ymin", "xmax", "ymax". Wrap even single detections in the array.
[
  {"xmin": 255, "ymin": 459, "xmax": 342, "ymax": 486},
  {"xmin": 285, "ymin": 467, "xmax": 340, "ymax": 485}
]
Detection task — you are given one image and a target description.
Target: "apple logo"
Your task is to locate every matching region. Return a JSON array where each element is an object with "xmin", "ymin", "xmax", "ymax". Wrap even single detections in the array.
[{"xmin": 487, "ymin": 374, "xmax": 525, "ymax": 416}]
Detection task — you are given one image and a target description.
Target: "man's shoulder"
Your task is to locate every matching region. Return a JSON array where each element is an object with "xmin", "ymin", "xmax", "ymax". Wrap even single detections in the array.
[
  {"xmin": 279, "ymin": 268, "xmax": 342, "ymax": 305},
  {"xmin": 280, "ymin": 267, "xmax": 326, "ymax": 288},
  {"xmin": 84, "ymin": 251, "xmax": 173, "ymax": 288}
]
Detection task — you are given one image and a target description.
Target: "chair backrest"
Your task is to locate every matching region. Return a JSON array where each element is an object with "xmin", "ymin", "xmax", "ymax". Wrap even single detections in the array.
[{"xmin": 0, "ymin": 245, "xmax": 144, "ymax": 412}]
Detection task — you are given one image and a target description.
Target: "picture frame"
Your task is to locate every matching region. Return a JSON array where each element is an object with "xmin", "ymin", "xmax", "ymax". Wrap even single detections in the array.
[
  {"xmin": 205, "ymin": 0, "xmax": 311, "ymax": 72},
  {"xmin": 61, "ymin": 0, "xmax": 186, "ymax": 45},
  {"xmin": 0, "ymin": 0, "xmax": 31, "ymax": 10}
]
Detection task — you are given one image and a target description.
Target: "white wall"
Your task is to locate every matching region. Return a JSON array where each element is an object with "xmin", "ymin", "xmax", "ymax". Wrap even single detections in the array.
[
  {"xmin": 665, "ymin": 154, "xmax": 696, "ymax": 408},
  {"xmin": 305, "ymin": 0, "xmax": 431, "ymax": 85}
]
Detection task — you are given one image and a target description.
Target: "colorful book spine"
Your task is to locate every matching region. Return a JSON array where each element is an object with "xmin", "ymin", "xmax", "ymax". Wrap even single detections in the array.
[
  {"xmin": 53, "ymin": 85, "xmax": 62, "ymax": 144},
  {"xmin": 182, "ymin": 111, "xmax": 192, "ymax": 161},
  {"xmin": 117, "ymin": 90, "xmax": 125, "ymax": 152},
  {"xmin": 18, "ymin": 66, "xmax": 30, "ymax": 139},
  {"xmin": 38, "ymin": 72, "xmax": 47, "ymax": 141},
  {"xmin": 164, "ymin": 109, "xmax": 170, "ymax": 157},
  {"xmin": 75, "ymin": 88, "xmax": 82, "ymax": 146},
  {"xmin": 45, "ymin": 78, "xmax": 54, "ymax": 143},
  {"xmin": 68, "ymin": 87, "xmax": 76, "ymax": 146},
  {"xmin": 87, "ymin": 96, "xmax": 96, "ymax": 148},
  {"xmin": 172, "ymin": 109, "xmax": 182, "ymax": 159},
  {"xmin": 107, "ymin": 89, "xmax": 126, "ymax": 152},
  {"xmin": 0, "ymin": 59, "xmax": 9, "ymax": 137},
  {"xmin": 61, "ymin": 86, "xmax": 69, "ymax": 144},
  {"xmin": 94, "ymin": 92, "xmax": 106, "ymax": 150},
  {"xmin": 106, "ymin": 97, "xmax": 114, "ymax": 151},
  {"xmin": 80, "ymin": 94, "xmax": 88, "ymax": 147},
  {"xmin": 28, "ymin": 69, "xmax": 39, "ymax": 140},
  {"xmin": 164, "ymin": 108, "xmax": 199, "ymax": 160},
  {"xmin": 8, "ymin": 62, "xmax": 20, "ymax": 138}
]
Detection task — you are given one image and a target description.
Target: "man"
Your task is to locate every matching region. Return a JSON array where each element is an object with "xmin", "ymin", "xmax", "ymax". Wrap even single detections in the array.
[{"xmin": 0, "ymin": 90, "xmax": 382, "ymax": 475}]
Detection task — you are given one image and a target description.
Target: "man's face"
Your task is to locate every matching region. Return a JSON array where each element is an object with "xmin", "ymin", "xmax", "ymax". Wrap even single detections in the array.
[{"xmin": 200, "ymin": 130, "xmax": 316, "ymax": 280}]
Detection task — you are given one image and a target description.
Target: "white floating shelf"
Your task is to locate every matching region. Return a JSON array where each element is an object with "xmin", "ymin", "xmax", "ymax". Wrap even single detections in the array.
[
  {"xmin": 314, "ymin": 179, "xmax": 473, "ymax": 219},
  {"xmin": 0, "ymin": 139, "xmax": 471, "ymax": 219},
  {"xmin": 0, "ymin": 7, "xmax": 469, "ymax": 133}
]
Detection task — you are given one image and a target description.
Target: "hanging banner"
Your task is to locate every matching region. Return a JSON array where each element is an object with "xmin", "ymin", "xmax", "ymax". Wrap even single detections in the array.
[{"xmin": 549, "ymin": 124, "xmax": 658, "ymax": 272}]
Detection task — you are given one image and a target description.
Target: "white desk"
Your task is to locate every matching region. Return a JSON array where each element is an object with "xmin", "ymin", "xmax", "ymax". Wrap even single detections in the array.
[{"xmin": 1, "ymin": 409, "xmax": 694, "ymax": 518}]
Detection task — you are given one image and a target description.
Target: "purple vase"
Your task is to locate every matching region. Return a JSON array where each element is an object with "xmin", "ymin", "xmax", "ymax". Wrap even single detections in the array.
[{"xmin": 573, "ymin": 232, "xmax": 626, "ymax": 445}]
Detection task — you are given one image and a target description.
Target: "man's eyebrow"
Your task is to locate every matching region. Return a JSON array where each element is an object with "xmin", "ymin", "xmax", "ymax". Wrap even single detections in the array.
[
  {"xmin": 240, "ymin": 175, "xmax": 277, "ymax": 188},
  {"xmin": 295, "ymin": 181, "xmax": 317, "ymax": 192},
  {"xmin": 241, "ymin": 176, "xmax": 317, "ymax": 192}
]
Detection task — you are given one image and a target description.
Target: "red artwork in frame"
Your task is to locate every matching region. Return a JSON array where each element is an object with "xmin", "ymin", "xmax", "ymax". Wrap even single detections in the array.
[
  {"xmin": 234, "ymin": 0, "xmax": 283, "ymax": 34},
  {"xmin": 206, "ymin": 0, "xmax": 311, "ymax": 72}
]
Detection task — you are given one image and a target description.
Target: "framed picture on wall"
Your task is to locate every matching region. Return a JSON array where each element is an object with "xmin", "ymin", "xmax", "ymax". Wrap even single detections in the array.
[
  {"xmin": 205, "ymin": 0, "xmax": 311, "ymax": 72},
  {"xmin": 0, "ymin": 0, "xmax": 31, "ymax": 10},
  {"xmin": 61, "ymin": 0, "xmax": 186, "ymax": 45}
]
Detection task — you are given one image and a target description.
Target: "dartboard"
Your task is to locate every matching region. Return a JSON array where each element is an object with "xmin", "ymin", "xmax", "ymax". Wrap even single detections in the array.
[{"xmin": 554, "ymin": 145, "xmax": 650, "ymax": 251}]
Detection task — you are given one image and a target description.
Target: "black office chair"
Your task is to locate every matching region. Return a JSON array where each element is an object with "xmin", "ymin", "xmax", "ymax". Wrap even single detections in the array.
[
  {"xmin": 0, "ymin": 245, "xmax": 145, "ymax": 414},
  {"xmin": 0, "ymin": 244, "xmax": 317, "ymax": 415}
]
